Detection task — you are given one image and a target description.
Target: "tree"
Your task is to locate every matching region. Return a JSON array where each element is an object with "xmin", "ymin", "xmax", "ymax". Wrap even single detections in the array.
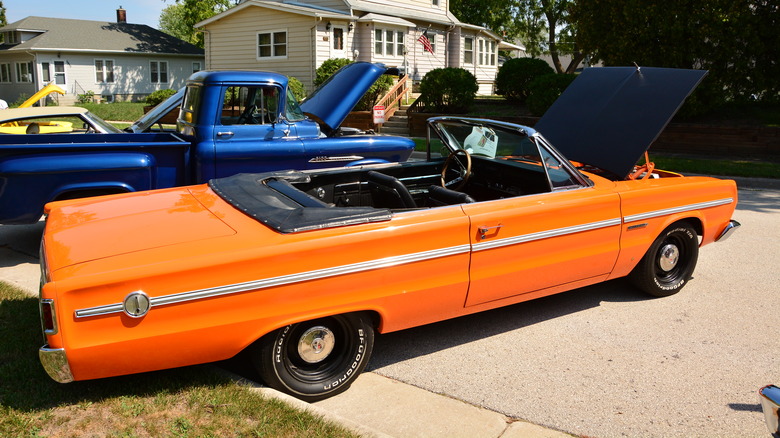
[
  {"xmin": 159, "ymin": 2, "xmax": 197, "ymax": 45},
  {"xmin": 450, "ymin": 0, "xmax": 585, "ymax": 74},
  {"xmin": 571, "ymin": 0, "xmax": 780, "ymax": 105},
  {"xmin": 159, "ymin": 0, "xmax": 238, "ymax": 48}
]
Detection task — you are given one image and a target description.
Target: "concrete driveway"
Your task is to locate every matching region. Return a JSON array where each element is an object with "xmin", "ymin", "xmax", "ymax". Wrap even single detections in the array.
[
  {"xmin": 1, "ymin": 182, "xmax": 777, "ymax": 437},
  {"xmin": 366, "ymin": 185, "xmax": 779, "ymax": 437}
]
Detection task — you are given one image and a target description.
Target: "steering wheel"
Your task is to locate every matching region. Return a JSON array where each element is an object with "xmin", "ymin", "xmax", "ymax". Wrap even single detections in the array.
[
  {"xmin": 237, "ymin": 105, "xmax": 257, "ymax": 124},
  {"xmin": 441, "ymin": 149, "xmax": 472, "ymax": 190}
]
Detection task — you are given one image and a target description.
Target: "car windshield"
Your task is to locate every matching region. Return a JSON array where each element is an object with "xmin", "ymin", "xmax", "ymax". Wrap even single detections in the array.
[{"xmin": 430, "ymin": 118, "xmax": 586, "ymax": 190}]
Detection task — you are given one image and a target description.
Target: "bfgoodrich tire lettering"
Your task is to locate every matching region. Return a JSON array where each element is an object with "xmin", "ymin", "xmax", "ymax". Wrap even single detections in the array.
[
  {"xmin": 252, "ymin": 313, "xmax": 374, "ymax": 402},
  {"xmin": 630, "ymin": 222, "xmax": 699, "ymax": 297}
]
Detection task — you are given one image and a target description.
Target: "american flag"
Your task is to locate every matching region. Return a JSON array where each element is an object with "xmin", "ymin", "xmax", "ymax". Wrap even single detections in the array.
[{"xmin": 417, "ymin": 29, "xmax": 433, "ymax": 54}]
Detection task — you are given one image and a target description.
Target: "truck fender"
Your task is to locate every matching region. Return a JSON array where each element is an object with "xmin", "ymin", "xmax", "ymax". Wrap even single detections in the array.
[{"xmin": 50, "ymin": 182, "xmax": 136, "ymax": 202}]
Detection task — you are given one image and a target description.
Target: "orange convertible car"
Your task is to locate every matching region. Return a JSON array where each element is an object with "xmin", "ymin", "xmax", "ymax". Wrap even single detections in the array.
[{"xmin": 39, "ymin": 67, "xmax": 739, "ymax": 401}]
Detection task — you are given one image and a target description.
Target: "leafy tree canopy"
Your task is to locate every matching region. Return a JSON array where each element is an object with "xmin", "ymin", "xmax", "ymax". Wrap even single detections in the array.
[
  {"xmin": 159, "ymin": 0, "xmax": 238, "ymax": 48},
  {"xmin": 571, "ymin": 0, "xmax": 780, "ymax": 104},
  {"xmin": 450, "ymin": 0, "xmax": 584, "ymax": 73}
]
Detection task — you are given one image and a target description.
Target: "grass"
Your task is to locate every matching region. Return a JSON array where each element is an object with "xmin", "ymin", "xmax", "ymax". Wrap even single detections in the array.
[
  {"xmin": 645, "ymin": 153, "xmax": 780, "ymax": 179},
  {"xmin": 77, "ymin": 102, "xmax": 145, "ymax": 122},
  {"xmin": 0, "ymin": 282, "xmax": 358, "ymax": 438}
]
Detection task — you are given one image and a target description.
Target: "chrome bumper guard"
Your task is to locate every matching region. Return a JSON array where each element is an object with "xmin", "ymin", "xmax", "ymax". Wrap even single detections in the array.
[
  {"xmin": 39, "ymin": 345, "xmax": 74, "ymax": 383},
  {"xmin": 759, "ymin": 384, "xmax": 780, "ymax": 436},
  {"xmin": 715, "ymin": 220, "xmax": 740, "ymax": 242}
]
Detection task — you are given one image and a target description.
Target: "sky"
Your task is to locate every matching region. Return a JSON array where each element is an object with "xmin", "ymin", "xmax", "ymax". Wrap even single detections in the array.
[{"xmin": 4, "ymin": 0, "xmax": 171, "ymax": 28}]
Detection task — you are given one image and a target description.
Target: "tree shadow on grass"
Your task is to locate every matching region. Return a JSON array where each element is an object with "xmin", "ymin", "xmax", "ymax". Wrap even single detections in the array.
[{"xmin": 0, "ymin": 289, "xmax": 225, "ymax": 413}]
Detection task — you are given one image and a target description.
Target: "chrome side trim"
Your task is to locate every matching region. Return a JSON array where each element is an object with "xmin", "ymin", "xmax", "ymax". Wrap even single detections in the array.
[
  {"xmin": 75, "ymin": 244, "xmax": 472, "ymax": 319},
  {"xmin": 623, "ymin": 198, "xmax": 734, "ymax": 223},
  {"xmin": 309, "ymin": 155, "xmax": 364, "ymax": 163},
  {"xmin": 473, "ymin": 218, "xmax": 622, "ymax": 252},
  {"xmin": 39, "ymin": 345, "xmax": 74, "ymax": 383}
]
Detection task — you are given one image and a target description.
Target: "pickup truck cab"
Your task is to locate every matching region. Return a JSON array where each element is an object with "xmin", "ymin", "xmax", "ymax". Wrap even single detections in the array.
[{"xmin": 0, "ymin": 62, "xmax": 415, "ymax": 224}]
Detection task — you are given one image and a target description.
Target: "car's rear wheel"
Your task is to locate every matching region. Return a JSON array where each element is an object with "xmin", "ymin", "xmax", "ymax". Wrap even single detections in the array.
[
  {"xmin": 629, "ymin": 222, "xmax": 699, "ymax": 297},
  {"xmin": 251, "ymin": 313, "xmax": 374, "ymax": 402}
]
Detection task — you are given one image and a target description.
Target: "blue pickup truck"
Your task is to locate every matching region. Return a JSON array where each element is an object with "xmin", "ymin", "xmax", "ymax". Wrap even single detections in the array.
[{"xmin": 0, "ymin": 63, "xmax": 415, "ymax": 224}]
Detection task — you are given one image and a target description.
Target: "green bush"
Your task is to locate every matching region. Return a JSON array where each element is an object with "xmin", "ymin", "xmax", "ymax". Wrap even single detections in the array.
[
  {"xmin": 526, "ymin": 73, "xmax": 577, "ymax": 116},
  {"xmin": 419, "ymin": 67, "xmax": 478, "ymax": 113},
  {"xmin": 287, "ymin": 76, "xmax": 307, "ymax": 102},
  {"xmin": 495, "ymin": 58, "xmax": 555, "ymax": 102},
  {"xmin": 314, "ymin": 58, "xmax": 394, "ymax": 111},
  {"xmin": 145, "ymin": 89, "xmax": 176, "ymax": 106}
]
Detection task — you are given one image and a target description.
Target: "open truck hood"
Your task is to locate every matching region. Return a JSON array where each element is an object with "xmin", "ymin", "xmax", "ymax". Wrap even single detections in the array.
[
  {"xmin": 534, "ymin": 66, "xmax": 707, "ymax": 180},
  {"xmin": 299, "ymin": 62, "xmax": 388, "ymax": 134}
]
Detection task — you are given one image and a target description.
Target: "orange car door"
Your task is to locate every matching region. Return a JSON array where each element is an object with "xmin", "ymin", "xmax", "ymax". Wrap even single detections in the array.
[{"xmin": 462, "ymin": 187, "xmax": 622, "ymax": 307}]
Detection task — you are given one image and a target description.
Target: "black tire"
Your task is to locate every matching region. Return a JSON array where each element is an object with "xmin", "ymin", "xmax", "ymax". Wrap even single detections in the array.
[
  {"xmin": 252, "ymin": 313, "xmax": 374, "ymax": 402},
  {"xmin": 629, "ymin": 222, "xmax": 699, "ymax": 297}
]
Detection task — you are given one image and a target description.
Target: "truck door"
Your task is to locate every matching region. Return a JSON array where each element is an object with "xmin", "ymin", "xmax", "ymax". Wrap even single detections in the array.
[{"xmin": 213, "ymin": 85, "xmax": 305, "ymax": 177}]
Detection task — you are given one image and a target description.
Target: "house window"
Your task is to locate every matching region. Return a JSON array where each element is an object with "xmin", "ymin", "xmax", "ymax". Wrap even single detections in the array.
[
  {"xmin": 150, "ymin": 61, "xmax": 168, "ymax": 84},
  {"xmin": 257, "ymin": 31, "xmax": 287, "ymax": 58},
  {"xmin": 375, "ymin": 29, "xmax": 384, "ymax": 55},
  {"xmin": 333, "ymin": 28, "xmax": 344, "ymax": 51},
  {"xmin": 6, "ymin": 31, "xmax": 18, "ymax": 44},
  {"xmin": 95, "ymin": 59, "xmax": 115, "ymax": 83},
  {"xmin": 478, "ymin": 39, "xmax": 497, "ymax": 66},
  {"xmin": 429, "ymin": 32, "xmax": 437, "ymax": 54},
  {"xmin": 432, "ymin": 0, "xmax": 439, "ymax": 5},
  {"xmin": 375, "ymin": 28, "xmax": 404, "ymax": 57},
  {"xmin": 0, "ymin": 63, "xmax": 11, "ymax": 83},
  {"xmin": 15, "ymin": 62, "xmax": 33, "ymax": 83},
  {"xmin": 464, "ymin": 37, "xmax": 474, "ymax": 64},
  {"xmin": 193, "ymin": 62, "xmax": 202, "ymax": 73}
]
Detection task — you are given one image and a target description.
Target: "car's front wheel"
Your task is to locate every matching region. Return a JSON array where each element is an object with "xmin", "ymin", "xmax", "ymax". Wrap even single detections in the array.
[
  {"xmin": 629, "ymin": 222, "xmax": 699, "ymax": 297},
  {"xmin": 251, "ymin": 313, "xmax": 374, "ymax": 402}
]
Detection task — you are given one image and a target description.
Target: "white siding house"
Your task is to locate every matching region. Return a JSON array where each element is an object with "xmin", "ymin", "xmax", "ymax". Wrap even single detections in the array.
[
  {"xmin": 0, "ymin": 11, "xmax": 204, "ymax": 104},
  {"xmin": 196, "ymin": 0, "xmax": 515, "ymax": 94}
]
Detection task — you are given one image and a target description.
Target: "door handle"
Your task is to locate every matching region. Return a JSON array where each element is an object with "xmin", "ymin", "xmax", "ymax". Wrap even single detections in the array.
[
  {"xmin": 478, "ymin": 224, "xmax": 503, "ymax": 239},
  {"xmin": 216, "ymin": 131, "xmax": 234, "ymax": 137}
]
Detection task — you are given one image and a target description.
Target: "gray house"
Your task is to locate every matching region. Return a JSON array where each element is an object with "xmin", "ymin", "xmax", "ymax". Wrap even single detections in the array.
[{"xmin": 0, "ymin": 8, "xmax": 204, "ymax": 104}]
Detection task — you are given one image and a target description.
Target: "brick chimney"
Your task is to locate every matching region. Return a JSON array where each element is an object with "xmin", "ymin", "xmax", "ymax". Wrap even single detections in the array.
[{"xmin": 117, "ymin": 6, "xmax": 127, "ymax": 23}]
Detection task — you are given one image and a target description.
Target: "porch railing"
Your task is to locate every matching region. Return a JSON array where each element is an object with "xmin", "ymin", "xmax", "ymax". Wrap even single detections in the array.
[{"xmin": 375, "ymin": 74, "xmax": 410, "ymax": 120}]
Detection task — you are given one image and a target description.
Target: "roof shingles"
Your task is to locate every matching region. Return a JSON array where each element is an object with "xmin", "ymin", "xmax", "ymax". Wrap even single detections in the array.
[{"xmin": 0, "ymin": 16, "xmax": 203, "ymax": 55}]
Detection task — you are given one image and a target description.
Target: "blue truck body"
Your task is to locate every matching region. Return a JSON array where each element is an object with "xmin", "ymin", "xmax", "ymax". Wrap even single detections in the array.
[{"xmin": 0, "ymin": 63, "xmax": 415, "ymax": 224}]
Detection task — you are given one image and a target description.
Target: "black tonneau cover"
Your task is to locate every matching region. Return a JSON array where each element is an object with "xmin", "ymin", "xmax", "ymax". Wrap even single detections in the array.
[{"xmin": 209, "ymin": 172, "xmax": 392, "ymax": 233}]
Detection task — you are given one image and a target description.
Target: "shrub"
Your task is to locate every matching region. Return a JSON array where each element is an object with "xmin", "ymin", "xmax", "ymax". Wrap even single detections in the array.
[
  {"xmin": 287, "ymin": 76, "xmax": 307, "ymax": 102},
  {"xmin": 77, "ymin": 90, "xmax": 95, "ymax": 104},
  {"xmin": 314, "ymin": 58, "xmax": 394, "ymax": 111},
  {"xmin": 145, "ymin": 89, "xmax": 176, "ymax": 106},
  {"xmin": 526, "ymin": 73, "xmax": 577, "ymax": 116},
  {"xmin": 419, "ymin": 67, "xmax": 478, "ymax": 113},
  {"xmin": 495, "ymin": 58, "xmax": 555, "ymax": 102}
]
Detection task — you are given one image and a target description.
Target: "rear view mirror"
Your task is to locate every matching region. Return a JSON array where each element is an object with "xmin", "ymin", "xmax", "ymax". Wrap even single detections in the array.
[{"xmin": 759, "ymin": 385, "xmax": 780, "ymax": 437}]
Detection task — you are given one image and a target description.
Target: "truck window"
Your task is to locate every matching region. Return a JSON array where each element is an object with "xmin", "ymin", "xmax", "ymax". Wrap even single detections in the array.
[
  {"xmin": 285, "ymin": 88, "xmax": 305, "ymax": 122},
  {"xmin": 221, "ymin": 86, "xmax": 280, "ymax": 125},
  {"xmin": 178, "ymin": 85, "xmax": 202, "ymax": 135}
]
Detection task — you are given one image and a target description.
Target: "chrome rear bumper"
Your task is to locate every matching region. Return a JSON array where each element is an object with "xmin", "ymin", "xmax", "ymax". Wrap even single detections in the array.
[
  {"xmin": 716, "ymin": 220, "xmax": 740, "ymax": 242},
  {"xmin": 39, "ymin": 345, "xmax": 73, "ymax": 383}
]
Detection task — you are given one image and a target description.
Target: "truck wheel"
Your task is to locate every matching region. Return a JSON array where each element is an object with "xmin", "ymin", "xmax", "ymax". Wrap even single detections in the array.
[
  {"xmin": 252, "ymin": 313, "xmax": 374, "ymax": 402},
  {"xmin": 629, "ymin": 222, "xmax": 699, "ymax": 297}
]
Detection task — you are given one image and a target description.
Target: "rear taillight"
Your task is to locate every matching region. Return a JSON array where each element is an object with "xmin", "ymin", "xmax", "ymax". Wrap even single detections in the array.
[{"xmin": 40, "ymin": 299, "xmax": 58, "ymax": 335}]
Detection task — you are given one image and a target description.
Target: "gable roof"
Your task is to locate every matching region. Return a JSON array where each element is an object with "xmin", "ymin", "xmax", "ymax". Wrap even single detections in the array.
[
  {"xmin": 199, "ymin": 0, "xmax": 461, "ymax": 29},
  {"xmin": 0, "ymin": 16, "xmax": 203, "ymax": 56}
]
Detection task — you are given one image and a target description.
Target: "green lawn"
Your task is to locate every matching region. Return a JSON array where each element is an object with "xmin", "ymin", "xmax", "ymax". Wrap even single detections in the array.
[{"xmin": 0, "ymin": 282, "xmax": 358, "ymax": 438}]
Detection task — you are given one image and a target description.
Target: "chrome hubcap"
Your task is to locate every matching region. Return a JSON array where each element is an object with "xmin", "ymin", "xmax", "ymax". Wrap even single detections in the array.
[
  {"xmin": 658, "ymin": 243, "xmax": 680, "ymax": 272},
  {"xmin": 297, "ymin": 326, "xmax": 335, "ymax": 364}
]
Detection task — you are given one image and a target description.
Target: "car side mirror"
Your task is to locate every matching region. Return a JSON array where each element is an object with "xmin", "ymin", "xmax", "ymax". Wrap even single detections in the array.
[{"xmin": 759, "ymin": 385, "xmax": 780, "ymax": 437}]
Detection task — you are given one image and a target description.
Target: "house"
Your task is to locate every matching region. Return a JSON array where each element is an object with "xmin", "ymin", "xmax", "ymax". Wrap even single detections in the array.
[
  {"xmin": 195, "ymin": 0, "xmax": 521, "ymax": 95},
  {"xmin": 0, "ymin": 8, "xmax": 204, "ymax": 104}
]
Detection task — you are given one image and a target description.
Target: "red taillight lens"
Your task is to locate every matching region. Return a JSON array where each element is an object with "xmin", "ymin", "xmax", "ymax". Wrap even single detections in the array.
[{"xmin": 40, "ymin": 299, "xmax": 57, "ymax": 335}]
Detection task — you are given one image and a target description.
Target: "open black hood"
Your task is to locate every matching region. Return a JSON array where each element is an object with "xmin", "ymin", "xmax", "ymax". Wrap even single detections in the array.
[{"xmin": 535, "ymin": 66, "xmax": 707, "ymax": 180}]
